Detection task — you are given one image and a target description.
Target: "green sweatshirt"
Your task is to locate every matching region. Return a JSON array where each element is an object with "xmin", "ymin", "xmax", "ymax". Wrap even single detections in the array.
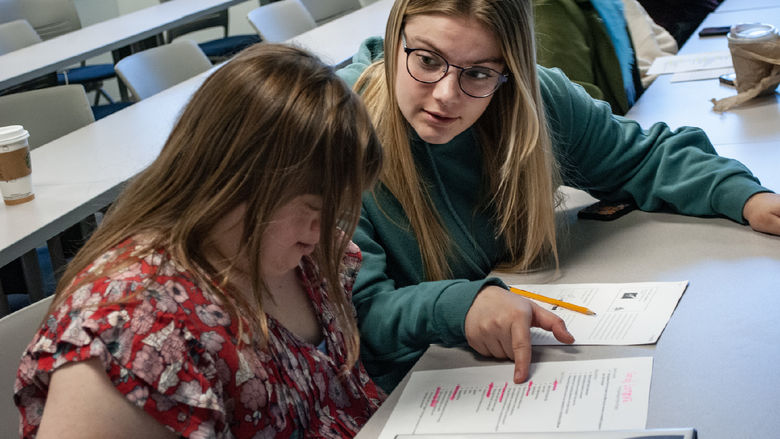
[{"xmin": 338, "ymin": 37, "xmax": 770, "ymax": 392}]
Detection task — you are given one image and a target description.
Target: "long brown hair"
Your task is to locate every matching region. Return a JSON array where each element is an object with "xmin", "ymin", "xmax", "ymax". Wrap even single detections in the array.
[
  {"xmin": 355, "ymin": 0, "xmax": 561, "ymax": 280},
  {"xmin": 51, "ymin": 44, "xmax": 383, "ymax": 368}
]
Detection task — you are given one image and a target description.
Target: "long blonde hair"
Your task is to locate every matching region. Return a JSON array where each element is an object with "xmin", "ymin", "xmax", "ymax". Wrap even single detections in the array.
[
  {"xmin": 51, "ymin": 44, "xmax": 383, "ymax": 368},
  {"xmin": 355, "ymin": 0, "xmax": 561, "ymax": 280}
]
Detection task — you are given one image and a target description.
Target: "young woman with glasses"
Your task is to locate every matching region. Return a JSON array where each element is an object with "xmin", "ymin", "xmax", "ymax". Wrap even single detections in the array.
[{"xmin": 337, "ymin": 0, "xmax": 780, "ymax": 393}]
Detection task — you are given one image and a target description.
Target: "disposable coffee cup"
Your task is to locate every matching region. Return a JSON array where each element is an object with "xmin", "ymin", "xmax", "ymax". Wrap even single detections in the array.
[
  {"xmin": 0, "ymin": 125, "xmax": 35, "ymax": 205},
  {"xmin": 727, "ymin": 23, "xmax": 780, "ymax": 95}
]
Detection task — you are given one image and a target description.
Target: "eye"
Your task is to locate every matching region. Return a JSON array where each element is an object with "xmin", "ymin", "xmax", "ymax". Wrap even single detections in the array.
[
  {"xmin": 303, "ymin": 200, "xmax": 323, "ymax": 212},
  {"xmin": 414, "ymin": 51, "xmax": 444, "ymax": 70},
  {"xmin": 463, "ymin": 67, "xmax": 495, "ymax": 81}
]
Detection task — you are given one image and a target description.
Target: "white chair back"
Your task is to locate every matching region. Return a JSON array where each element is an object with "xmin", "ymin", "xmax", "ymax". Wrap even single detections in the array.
[
  {"xmin": 247, "ymin": 0, "xmax": 316, "ymax": 43},
  {"xmin": 0, "ymin": 0, "xmax": 24, "ymax": 25},
  {"xmin": 0, "ymin": 84, "xmax": 95, "ymax": 149},
  {"xmin": 0, "ymin": 296, "xmax": 53, "ymax": 439},
  {"xmin": 114, "ymin": 40, "xmax": 212, "ymax": 101},
  {"xmin": 0, "ymin": 18, "xmax": 41, "ymax": 55},
  {"xmin": 18, "ymin": 0, "xmax": 82, "ymax": 40},
  {"xmin": 300, "ymin": 0, "xmax": 360, "ymax": 24}
]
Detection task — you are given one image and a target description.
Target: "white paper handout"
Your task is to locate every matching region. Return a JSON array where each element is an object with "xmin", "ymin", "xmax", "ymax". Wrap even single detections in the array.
[
  {"xmin": 647, "ymin": 51, "xmax": 732, "ymax": 75},
  {"xmin": 379, "ymin": 357, "xmax": 653, "ymax": 439},
  {"xmin": 512, "ymin": 281, "xmax": 688, "ymax": 345},
  {"xmin": 395, "ymin": 428, "xmax": 697, "ymax": 438},
  {"xmin": 670, "ymin": 67, "xmax": 734, "ymax": 83}
]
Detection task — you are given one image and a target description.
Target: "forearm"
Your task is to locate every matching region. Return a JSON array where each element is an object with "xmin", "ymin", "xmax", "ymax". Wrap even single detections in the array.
[{"xmin": 541, "ymin": 67, "xmax": 769, "ymax": 222}]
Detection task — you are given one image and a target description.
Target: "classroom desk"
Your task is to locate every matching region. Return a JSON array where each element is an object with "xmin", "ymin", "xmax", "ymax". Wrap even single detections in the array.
[
  {"xmin": 287, "ymin": 0, "xmax": 392, "ymax": 66},
  {"xmin": 625, "ymin": 6, "xmax": 780, "ymax": 146},
  {"xmin": 0, "ymin": 68, "xmax": 211, "ymax": 269},
  {"xmin": 0, "ymin": 0, "xmax": 244, "ymax": 92},
  {"xmin": 678, "ymin": 6, "xmax": 780, "ymax": 55},
  {"xmin": 357, "ymin": 170, "xmax": 780, "ymax": 438},
  {"xmin": 625, "ymin": 75, "xmax": 780, "ymax": 145},
  {"xmin": 715, "ymin": 0, "xmax": 780, "ymax": 13}
]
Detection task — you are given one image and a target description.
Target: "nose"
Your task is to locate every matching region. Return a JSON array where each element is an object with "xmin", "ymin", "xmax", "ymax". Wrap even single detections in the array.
[
  {"xmin": 306, "ymin": 214, "xmax": 321, "ymax": 245},
  {"xmin": 431, "ymin": 69, "xmax": 461, "ymax": 103}
]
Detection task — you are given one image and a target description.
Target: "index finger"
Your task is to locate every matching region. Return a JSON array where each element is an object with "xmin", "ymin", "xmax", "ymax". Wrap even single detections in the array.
[{"xmin": 510, "ymin": 318, "xmax": 532, "ymax": 384}]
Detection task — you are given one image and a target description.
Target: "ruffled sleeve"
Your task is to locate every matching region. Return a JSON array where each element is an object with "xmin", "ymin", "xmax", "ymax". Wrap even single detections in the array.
[{"xmin": 15, "ymin": 254, "xmax": 231, "ymax": 438}]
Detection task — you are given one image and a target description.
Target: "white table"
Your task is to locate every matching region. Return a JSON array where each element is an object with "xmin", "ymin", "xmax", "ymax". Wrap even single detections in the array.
[
  {"xmin": 0, "ymin": 0, "xmax": 244, "ymax": 91},
  {"xmin": 625, "ymin": 6, "xmax": 780, "ymax": 146},
  {"xmin": 287, "ymin": 0, "xmax": 392, "ymax": 66},
  {"xmin": 677, "ymin": 6, "xmax": 780, "ymax": 55},
  {"xmin": 715, "ymin": 0, "xmax": 780, "ymax": 13},
  {"xmin": 626, "ymin": 75, "xmax": 780, "ymax": 145},
  {"xmin": 0, "ymin": 68, "xmax": 211, "ymax": 269},
  {"xmin": 357, "ymin": 173, "xmax": 780, "ymax": 438}
]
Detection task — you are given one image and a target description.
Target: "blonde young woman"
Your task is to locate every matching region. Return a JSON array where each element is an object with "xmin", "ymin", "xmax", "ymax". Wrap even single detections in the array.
[
  {"xmin": 16, "ymin": 44, "xmax": 385, "ymax": 438},
  {"xmin": 337, "ymin": 0, "xmax": 780, "ymax": 392}
]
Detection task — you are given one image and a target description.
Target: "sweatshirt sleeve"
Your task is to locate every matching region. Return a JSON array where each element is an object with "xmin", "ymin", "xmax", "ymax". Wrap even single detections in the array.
[
  {"xmin": 336, "ymin": 36, "xmax": 385, "ymax": 88},
  {"xmin": 351, "ymin": 198, "xmax": 506, "ymax": 392},
  {"xmin": 538, "ymin": 66, "xmax": 771, "ymax": 223}
]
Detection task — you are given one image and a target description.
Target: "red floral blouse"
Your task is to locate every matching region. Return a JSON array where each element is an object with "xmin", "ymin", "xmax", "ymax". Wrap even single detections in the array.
[{"xmin": 15, "ymin": 238, "xmax": 385, "ymax": 438}]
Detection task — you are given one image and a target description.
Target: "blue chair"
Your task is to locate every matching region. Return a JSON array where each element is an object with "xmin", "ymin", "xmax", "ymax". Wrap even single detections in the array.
[
  {"xmin": 162, "ymin": 3, "xmax": 260, "ymax": 63},
  {"xmin": 18, "ymin": 0, "xmax": 122, "ymax": 107}
]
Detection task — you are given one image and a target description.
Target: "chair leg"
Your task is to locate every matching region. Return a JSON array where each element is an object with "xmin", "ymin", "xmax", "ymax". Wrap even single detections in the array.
[
  {"xmin": 94, "ymin": 87, "xmax": 116, "ymax": 106},
  {"xmin": 20, "ymin": 250, "xmax": 45, "ymax": 303},
  {"xmin": 112, "ymin": 48, "xmax": 133, "ymax": 102},
  {"xmin": 46, "ymin": 236, "xmax": 67, "ymax": 284},
  {"xmin": 0, "ymin": 282, "xmax": 9, "ymax": 317}
]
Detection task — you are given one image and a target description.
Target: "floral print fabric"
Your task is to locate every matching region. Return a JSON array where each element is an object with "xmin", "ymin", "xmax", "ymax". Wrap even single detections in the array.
[{"xmin": 15, "ymin": 238, "xmax": 385, "ymax": 438}]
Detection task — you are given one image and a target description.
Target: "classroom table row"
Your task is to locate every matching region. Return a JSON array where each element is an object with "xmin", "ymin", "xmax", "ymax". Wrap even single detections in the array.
[
  {"xmin": 714, "ymin": 0, "xmax": 779, "ymax": 13},
  {"xmin": 0, "ymin": 0, "xmax": 246, "ymax": 92}
]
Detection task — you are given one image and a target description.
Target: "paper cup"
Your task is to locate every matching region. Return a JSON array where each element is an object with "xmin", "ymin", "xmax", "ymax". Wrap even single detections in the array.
[
  {"xmin": 727, "ymin": 23, "xmax": 780, "ymax": 95},
  {"xmin": 0, "ymin": 125, "xmax": 34, "ymax": 205}
]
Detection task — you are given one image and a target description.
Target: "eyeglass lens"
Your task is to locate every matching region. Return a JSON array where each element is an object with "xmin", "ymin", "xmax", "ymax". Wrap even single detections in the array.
[{"xmin": 406, "ymin": 49, "xmax": 504, "ymax": 98}]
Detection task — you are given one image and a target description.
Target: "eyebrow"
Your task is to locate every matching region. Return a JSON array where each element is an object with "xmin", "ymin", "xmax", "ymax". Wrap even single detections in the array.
[
  {"xmin": 408, "ymin": 34, "xmax": 504, "ymax": 66},
  {"xmin": 304, "ymin": 201, "xmax": 322, "ymax": 211}
]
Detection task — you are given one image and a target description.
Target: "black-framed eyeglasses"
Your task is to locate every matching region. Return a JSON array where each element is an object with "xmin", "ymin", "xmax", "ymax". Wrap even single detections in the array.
[{"xmin": 401, "ymin": 33, "xmax": 509, "ymax": 98}]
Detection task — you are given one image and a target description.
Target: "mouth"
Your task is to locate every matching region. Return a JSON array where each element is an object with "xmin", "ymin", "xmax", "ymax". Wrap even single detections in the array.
[
  {"xmin": 296, "ymin": 243, "xmax": 316, "ymax": 254},
  {"xmin": 423, "ymin": 110, "xmax": 457, "ymax": 124}
]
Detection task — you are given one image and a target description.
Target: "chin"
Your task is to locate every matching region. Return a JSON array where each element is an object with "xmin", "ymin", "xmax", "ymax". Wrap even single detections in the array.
[{"xmin": 417, "ymin": 129, "xmax": 457, "ymax": 145}]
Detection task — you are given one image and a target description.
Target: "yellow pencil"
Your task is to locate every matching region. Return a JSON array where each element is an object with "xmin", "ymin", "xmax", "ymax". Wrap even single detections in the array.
[{"xmin": 509, "ymin": 287, "xmax": 596, "ymax": 316}]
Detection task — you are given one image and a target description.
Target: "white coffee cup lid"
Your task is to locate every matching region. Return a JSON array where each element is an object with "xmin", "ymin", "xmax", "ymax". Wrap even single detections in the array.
[
  {"xmin": 728, "ymin": 23, "xmax": 777, "ymax": 41},
  {"xmin": 0, "ymin": 125, "xmax": 30, "ymax": 145}
]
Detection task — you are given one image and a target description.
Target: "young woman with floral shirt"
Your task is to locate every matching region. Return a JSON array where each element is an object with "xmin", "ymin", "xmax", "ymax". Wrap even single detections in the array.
[{"xmin": 14, "ymin": 43, "xmax": 385, "ymax": 438}]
